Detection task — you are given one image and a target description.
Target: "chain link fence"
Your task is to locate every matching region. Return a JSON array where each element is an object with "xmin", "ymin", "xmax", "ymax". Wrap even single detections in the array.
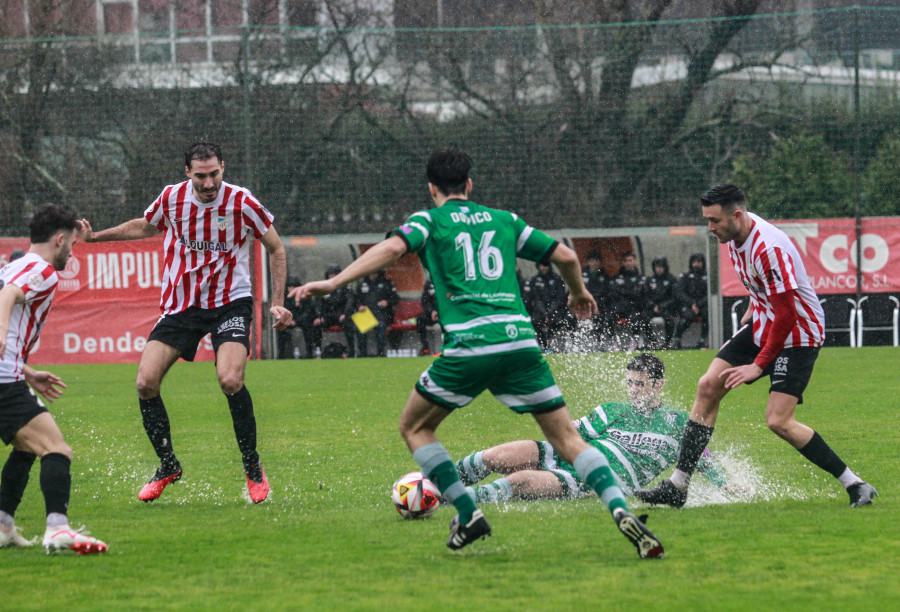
[{"xmin": 2, "ymin": 6, "xmax": 899, "ymax": 237}]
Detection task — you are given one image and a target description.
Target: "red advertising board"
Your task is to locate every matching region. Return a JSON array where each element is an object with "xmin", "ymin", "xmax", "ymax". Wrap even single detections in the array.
[
  {"xmin": 0, "ymin": 237, "xmax": 265, "ymax": 364},
  {"xmin": 720, "ymin": 217, "xmax": 900, "ymax": 297}
]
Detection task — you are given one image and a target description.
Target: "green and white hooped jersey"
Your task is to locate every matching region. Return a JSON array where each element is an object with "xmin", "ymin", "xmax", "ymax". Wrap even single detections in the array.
[
  {"xmin": 571, "ymin": 402, "xmax": 728, "ymax": 493},
  {"xmin": 392, "ymin": 200, "xmax": 556, "ymax": 357}
]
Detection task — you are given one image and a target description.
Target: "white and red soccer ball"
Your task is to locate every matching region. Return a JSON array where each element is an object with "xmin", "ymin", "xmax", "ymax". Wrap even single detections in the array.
[{"xmin": 391, "ymin": 471, "xmax": 442, "ymax": 519}]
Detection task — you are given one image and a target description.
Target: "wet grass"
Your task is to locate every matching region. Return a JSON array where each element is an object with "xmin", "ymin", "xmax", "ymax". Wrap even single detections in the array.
[{"xmin": 2, "ymin": 347, "xmax": 898, "ymax": 611}]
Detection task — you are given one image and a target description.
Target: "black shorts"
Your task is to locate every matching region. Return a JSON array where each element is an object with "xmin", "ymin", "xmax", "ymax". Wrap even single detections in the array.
[
  {"xmin": 0, "ymin": 381, "xmax": 48, "ymax": 445},
  {"xmin": 716, "ymin": 324, "xmax": 819, "ymax": 404},
  {"xmin": 148, "ymin": 297, "xmax": 253, "ymax": 361}
]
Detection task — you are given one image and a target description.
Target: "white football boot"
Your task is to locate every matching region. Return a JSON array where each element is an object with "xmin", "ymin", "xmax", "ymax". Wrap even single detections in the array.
[
  {"xmin": 43, "ymin": 525, "xmax": 108, "ymax": 555},
  {"xmin": 0, "ymin": 524, "xmax": 36, "ymax": 548}
]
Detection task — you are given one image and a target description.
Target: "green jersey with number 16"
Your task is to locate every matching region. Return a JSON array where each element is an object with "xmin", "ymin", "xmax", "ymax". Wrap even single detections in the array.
[{"xmin": 391, "ymin": 200, "xmax": 557, "ymax": 357}]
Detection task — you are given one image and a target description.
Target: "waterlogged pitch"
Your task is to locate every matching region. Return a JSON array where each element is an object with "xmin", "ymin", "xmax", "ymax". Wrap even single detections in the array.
[{"xmin": 2, "ymin": 348, "xmax": 897, "ymax": 611}]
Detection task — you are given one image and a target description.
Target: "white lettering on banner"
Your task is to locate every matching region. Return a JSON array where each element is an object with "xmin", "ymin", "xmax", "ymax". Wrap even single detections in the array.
[
  {"xmin": 88, "ymin": 252, "xmax": 161, "ymax": 289},
  {"xmin": 777, "ymin": 223, "xmax": 819, "ymax": 255},
  {"xmin": 819, "ymin": 233, "xmax": 890, "ymax": 274},
  {"xmin": 811, "ymin": 272, "xmax": 890, "ymax": 291},
  {"xmin": 63, "ymin": 332, "xmax": 147, "ymax": 354}
]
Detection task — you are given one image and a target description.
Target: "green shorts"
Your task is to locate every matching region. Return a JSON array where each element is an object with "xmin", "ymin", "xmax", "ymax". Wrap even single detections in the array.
[
  {"xmin": 535, "ymin": 441, "xmax": 586, "ymax": 499},
  {"xmin": 536, "ymin": 440, "xmax": 633, "ymax": 496},
  {"xmin": 415, "ymin": 349, "xmax": 565, "ymax": 414}
]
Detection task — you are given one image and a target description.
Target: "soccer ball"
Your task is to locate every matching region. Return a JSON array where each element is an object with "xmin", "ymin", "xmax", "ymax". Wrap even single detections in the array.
[{"xmin": 391, "ymin": 471, "xmax": 442, "ymax": 519}]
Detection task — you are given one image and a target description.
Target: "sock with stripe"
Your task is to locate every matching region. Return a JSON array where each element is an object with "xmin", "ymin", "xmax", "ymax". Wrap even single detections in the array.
[
  {"xmin": 466, "ymin": 478, "xmax": 514, "ymax": 504},
  {"xmin": 573, "ymin": 447, "xmax": 628, "ymax": 515},
  {"xmin": 456, "ymin": 450, "xmax": 492, "ymax": 485},
  {"xmin": 414, "ymin": 442, "xmax": 477, "ymax": 524}
]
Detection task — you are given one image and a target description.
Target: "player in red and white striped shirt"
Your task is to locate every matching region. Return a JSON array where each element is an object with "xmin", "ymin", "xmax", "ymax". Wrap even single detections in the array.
[
  {"xmin": 80, "ymin": 143, "xmax": 293, "ymax": 504},
  {"xmin": 0, "ymin": 204, "xmax": 107, "ymax": 554},
  {"xmin": 637, "ymin": 184, "xmax": 876, "ymax": 509}
]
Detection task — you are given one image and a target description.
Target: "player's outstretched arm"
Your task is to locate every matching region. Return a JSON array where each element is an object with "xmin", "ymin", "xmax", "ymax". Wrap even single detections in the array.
[
  {"xmin": 549, "ymin": 244, "xmax": 597, "ymax": 320},
  {"xmin": 289, "ymin": 235, "xmax": 407, "ymax": 304},
  {"xmin": 79, "ymin": 217, "xmax": 158, "ymax": 243}
]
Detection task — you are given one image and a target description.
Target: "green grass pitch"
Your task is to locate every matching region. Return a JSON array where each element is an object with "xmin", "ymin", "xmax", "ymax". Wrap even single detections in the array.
[{"xmin": 2, "ymin": 348, "xmax": 898, "ymax": 611}]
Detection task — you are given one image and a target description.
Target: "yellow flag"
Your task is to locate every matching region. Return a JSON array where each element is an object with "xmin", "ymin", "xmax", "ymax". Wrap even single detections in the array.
[{"xmin": 351, "ymin": 307, "xmax": 379, "ymax": 334}]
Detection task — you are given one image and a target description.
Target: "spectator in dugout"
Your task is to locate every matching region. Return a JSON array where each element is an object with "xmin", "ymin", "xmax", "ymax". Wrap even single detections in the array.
[
  {"xmin": 647, "ymin": 256, "xmax": 679, "ymax": 350},
  {"xmin": 581, "ymin": 250, "xmax": 612, "ymax": 345},
  {"xmin": 672, "ymin": 252, "xmax": 709, "ymax": 349},
  {"xmin": 529, "ymin": 261, "xmax": 573, "ymax": 351},
  {"xmin": 416, "ymin": 277, "xmax": 439, "ymax": 356},
  {"xmin": 609, "ymin": 251, "xmax": 651, "ymax": 350},
  {"xmin": 306, "ymin": 264, "xmax": 357, "ymax": 358},
  {"xmin": 355, "ymin": 269, "xmax": 400, "ymax": 357},
  {"xmin": 275, "ymin": 276, "xmax": 308, "ymax": 359}
]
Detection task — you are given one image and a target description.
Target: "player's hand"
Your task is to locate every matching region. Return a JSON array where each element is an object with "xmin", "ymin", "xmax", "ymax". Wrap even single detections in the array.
[
  {"xmin": 567, "ymin": 291, "xmax": 598, "ymax": 321},
  {"xmin": 76, "ymin": 219, "xmax": 94, "ymax": 243},
  {"xmin": 290, "ymin": 280, "xmax": 338, "ymax": 304},
  {"xmin": 25, "ymin": 370, "xmax": 67, "ymax": 403},
  {"xmin": 720, "ymin": 363, "xmax": 763, "ymax": 389},
  {"xmin": 270, "ymin": 305, "xmax": 293, "ymax": 330}
]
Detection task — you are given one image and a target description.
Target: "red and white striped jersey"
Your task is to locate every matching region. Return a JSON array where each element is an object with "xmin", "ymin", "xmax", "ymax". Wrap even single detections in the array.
[
  {"xmin": 144, "ymin": 180, "xmax": 274, "ymax": 314},
  {"xmin": 0, "ymin": 253, "xmax": 58, "ymax": 383},
  {"xmin": 727, "ymin": 212, "xmax": 825, "ymax": 348}
]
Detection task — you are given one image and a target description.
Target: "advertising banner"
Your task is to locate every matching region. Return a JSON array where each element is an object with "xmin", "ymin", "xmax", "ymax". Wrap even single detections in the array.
[
  {"xmin": 0, "ymin": 237, "xmax": 264, "ymax": 364},
  {"xmin": 720, "ymin": 217, "xmax": 900, "ymax": 297}
]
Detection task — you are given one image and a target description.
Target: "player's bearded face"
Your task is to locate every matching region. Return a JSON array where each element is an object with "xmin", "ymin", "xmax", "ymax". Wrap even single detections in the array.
[
  {"xmin": 187, "ymin": 158, "xmax": 224, "ymax": 203},
  {"xmin": 703, "ymin": 204, "xmax": 739, "ymax": 243},
  {"xmin": 53, "ymin": 231, "xmax": 76, "ymax": 271}
]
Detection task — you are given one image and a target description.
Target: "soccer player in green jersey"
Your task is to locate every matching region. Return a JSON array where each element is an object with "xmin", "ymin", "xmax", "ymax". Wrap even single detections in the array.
[
  {"xmin": 290, "ymin": 146, "xmax": 664, "ymax": 558},
  {"xmin": 456, "ymin": 354, "xmax": 728, "ymax": 504}
]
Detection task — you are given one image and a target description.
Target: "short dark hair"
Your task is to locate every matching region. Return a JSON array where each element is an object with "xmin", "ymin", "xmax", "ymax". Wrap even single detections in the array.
[
  {"xmin": 622, "ymin": 251, "xmax": 636, "ymax": 260},
  {"xmin": 29, "ymin": 204, "xmax": 77, "ymax": 244},
  {"xmin": 700, "ymin": 184, "xmax": 745, "ymax": 211},
  {"xmin": 185, "ymin": 142, "xmax": 223, "ymax": 168},
  {"xmin": 627, "ymin": 353, "xmax": 665, "ymax": 380},
  {"xmin": 426, "ymin": 145, "xmax": 472, "ymax": 196}
]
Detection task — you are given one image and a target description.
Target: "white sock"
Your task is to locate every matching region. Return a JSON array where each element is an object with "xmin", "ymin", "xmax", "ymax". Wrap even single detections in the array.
[
  {"xmin": 838, "ymin": 467, "xmax": 862, "ymax": 489},
  {"xmin": 670, "ymin": 469, "xmax": 691, "ymax": 491},
  {"xmin": 0, "ymin": 510, "xmax": 14, "ymax": 529},
  {"xmin": 46, "ymin": 513, "xmax": 68, "ymax": 528}
]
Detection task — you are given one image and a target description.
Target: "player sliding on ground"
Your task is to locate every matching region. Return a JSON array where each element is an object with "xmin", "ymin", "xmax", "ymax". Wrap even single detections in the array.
[
  {"xmin": 456, "ymin": 354, "xmax": 729, "ymax": 504},
  {"xmin": 0, "ymin": 205, "xmax": 107, "ymax": 554},
  {"xmin": 291, "ymin": 146, "xmax": 664, "ymax": 559},
  {"xmin": 637, "ymin": 184, "xmax": 877, "ymax": 509}
]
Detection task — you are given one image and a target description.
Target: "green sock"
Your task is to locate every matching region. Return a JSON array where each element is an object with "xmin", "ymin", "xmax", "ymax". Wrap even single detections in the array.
[
  {"xmin": 414, "ymin": 442, "xmax": 478, "ymax": 523},
  {"xmin": 467, "ymin": 478, "xmax": 513, "ymax": 503},
  {"xmin": 584, "ymin": 467, "xmax": 627, "ymax": 513},
  {"xmin": 574, "ymin": 448, "xmax": 628, "ymax": 515}
]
